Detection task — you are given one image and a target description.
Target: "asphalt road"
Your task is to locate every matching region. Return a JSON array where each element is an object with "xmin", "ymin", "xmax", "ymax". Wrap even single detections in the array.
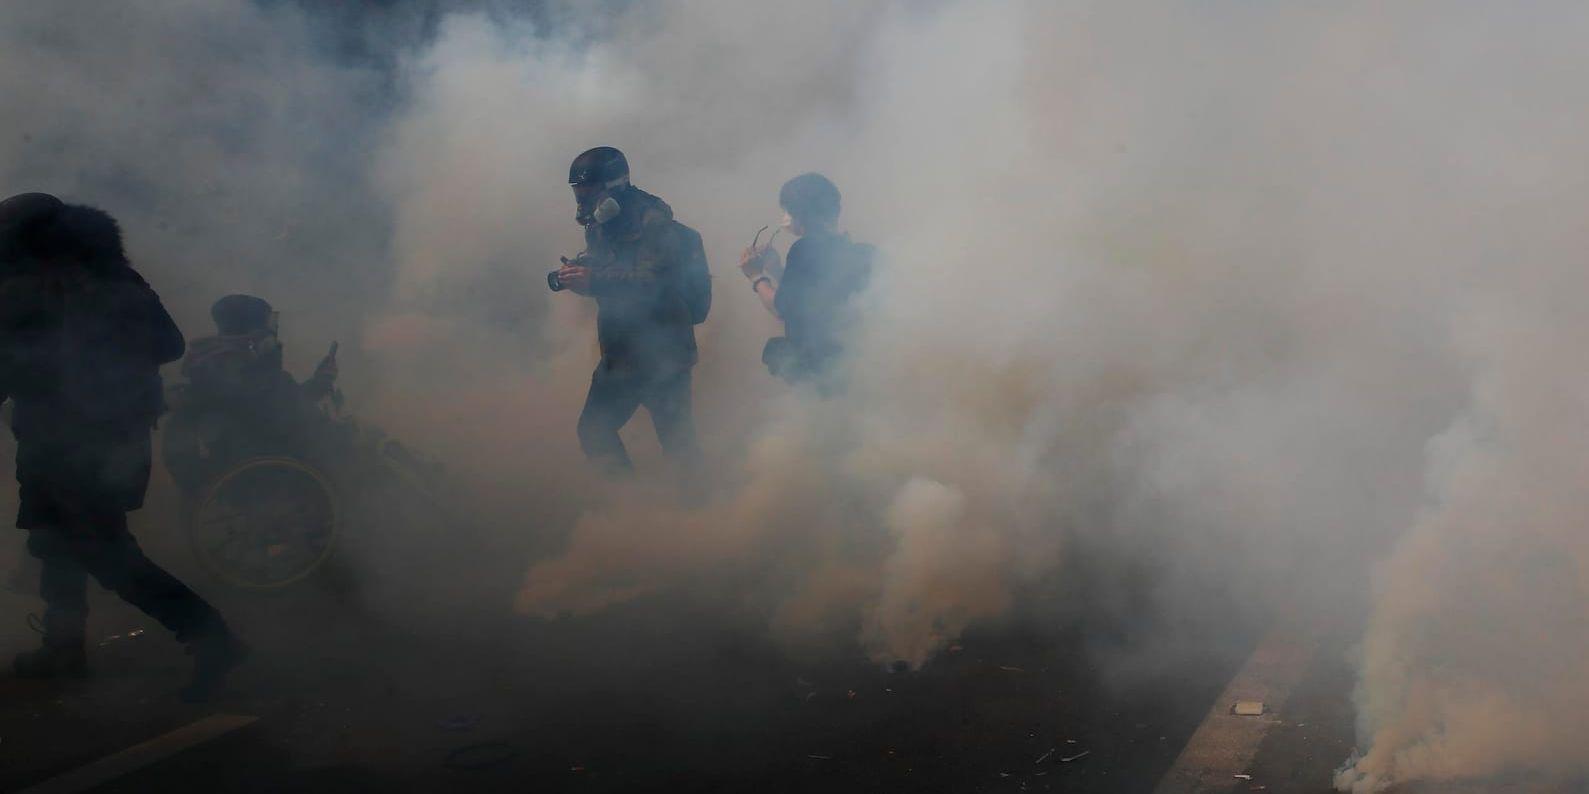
[{"xmin": 1, "ymin": 556, "xmax": 1269, "ymax": 793}]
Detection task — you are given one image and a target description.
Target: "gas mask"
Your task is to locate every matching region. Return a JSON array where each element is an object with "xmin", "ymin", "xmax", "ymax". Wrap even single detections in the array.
[
  {"xmin": 255, "ymin": 333, "xmax": 281, "ymax": 356},
  {"xmin": 574, "ymin": 179, "xmax": 627, "ymax": 227},
  {"xmin": 251, "ymin": 329, "xmax": 285, "ymax": 370},
  {"xmin": 575, "ymin": 192, "xmax": 621, "ymax": 227},
  {"xmin": 591, "ymin": 195, "xmax": 622, "ymax": 225}
]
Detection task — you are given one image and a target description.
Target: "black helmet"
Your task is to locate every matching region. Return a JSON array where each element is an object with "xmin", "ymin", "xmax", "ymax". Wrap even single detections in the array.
[
  {"xmin": 568, "ymin": 146, "xmax": 630, "ymax": 187},
  {"xmin": 0, "ymin": 192, "xmax": 64, "ymax": 232},
  {"xmin": 211, "ymin": 294, "xmax": 275, "ymax": 335},
  {"xmin": 779, "ymin": 173, "xmax": 841, "ymax": 227}
]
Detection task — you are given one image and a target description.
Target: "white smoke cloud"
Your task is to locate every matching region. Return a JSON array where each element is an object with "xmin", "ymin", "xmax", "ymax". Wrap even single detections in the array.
[{"xmin": 5, "ymin": 1, "xmax": 1589, "ymax": 789}]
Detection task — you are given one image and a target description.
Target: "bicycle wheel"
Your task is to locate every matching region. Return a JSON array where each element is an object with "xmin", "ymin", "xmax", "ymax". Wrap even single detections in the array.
[{"xmin": 187, "ymin": 456, "xmax": 341, "ymax": 590}]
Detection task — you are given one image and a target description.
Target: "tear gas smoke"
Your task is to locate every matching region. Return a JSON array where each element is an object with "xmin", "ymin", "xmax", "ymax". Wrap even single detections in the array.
[{"xmin": 3, "ymin": 1, "xmax": 1587, "ymax": 789}]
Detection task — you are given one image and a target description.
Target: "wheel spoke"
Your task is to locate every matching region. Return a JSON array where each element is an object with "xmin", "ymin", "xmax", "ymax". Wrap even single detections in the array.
[{"xmin": 190, "ymin": 458, "xmax": 340, "ymax": 588}]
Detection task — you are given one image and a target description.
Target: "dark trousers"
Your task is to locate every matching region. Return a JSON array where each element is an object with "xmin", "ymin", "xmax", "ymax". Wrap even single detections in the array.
[
  {"xmin": 26, "ymin": 509, "xmax": 222, "ymax": 647},
  {"xmin": 577, "ymin": 364, "xmax": 700, "ymax": 475}
]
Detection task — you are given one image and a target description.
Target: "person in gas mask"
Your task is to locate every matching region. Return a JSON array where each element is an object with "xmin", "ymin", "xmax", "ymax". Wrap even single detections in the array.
[
  {"xmin": 551, "ymin": 146, "xmax": 711, "ymax": 476},
  {"xmin": 739, "ymin": 173, "xmax": 874, "ymax": 389},
  {"xmin": 191, "ymin": 294, "xmax": 339, "ymax": 406},
  {"xmin": 0, "ymin": 192, "xmax": 244, "ymax": 700},
  {"xmin": 162, "ymin": 294, "xmax": 338, "ymax": 493}
]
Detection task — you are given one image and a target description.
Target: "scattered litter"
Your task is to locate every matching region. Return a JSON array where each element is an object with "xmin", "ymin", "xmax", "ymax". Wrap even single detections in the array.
[
  {"xmin": 438, "ymin": 715, "xmax": 480, "ymax": 732},
  {"xmin": 570, "ymin": 765, "xmax": 586, "ymax": 773},
  {"xmin": 1233, "ymin": 700, "xmax": 1265, "ymax": 716},
  {"xmin": 1035, "ymin": 772, "xmax": 1048, "ymax": 777},
  {"xmin": 846, "ymin": 690, "xmax": 858, "ymax": 700},
  {"xmin": 1060, "ymin": 751, "xmax": 1090, "ymax": 763},
  {"xmin": 1065, "ymin": 739, "xmax": 1078, "ymax": 744},
  {"xmin": 1234, "ymin": 773, "xmax": 1253, "ymax": 780},
  {"xmin": 804, "ymin": 692, "xmax": 817, "ymax": 702},
  {"xmin": 999, "ymin": 772, "xmax": 1012, "ymax": 778},
  {"xmin": 1035, "ymin": 748, "xmax": 1055, "ymax": 764},
  {"xmin": 807, "ymin": 754, "xmax": 832, "ymax": 760},
  {"xmin": 443, "ymin": 742, "xmax": 519, "ymax": 771},
  {"xmin": 95, "ymin": 625, "xmax": 149, "ymax": 644},
  {"xmin": 998, "ymin": 666, "xmax": 1026, "ymax": 673},
  {"xmin": 98, "ymin": 627, "xmax": 151, "ymax": 647},
  {"xmin": 948, "ymin": 644, "xmax": 964, "ymax": 653},
  {"xmin": 796, "ymin": 677, "xmax": 814, "ymax": 689}
]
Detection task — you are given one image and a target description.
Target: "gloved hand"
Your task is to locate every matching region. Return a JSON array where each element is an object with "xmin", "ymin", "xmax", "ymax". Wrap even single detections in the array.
[{"xmin": 739, "ymin": 244, "xmax": 781, "ymax": 279}]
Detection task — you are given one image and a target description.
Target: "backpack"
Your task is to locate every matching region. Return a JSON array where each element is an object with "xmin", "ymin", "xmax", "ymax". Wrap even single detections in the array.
[{"xmin": 672, "ymin": 221, "xmax": 712, "ymax": 325}]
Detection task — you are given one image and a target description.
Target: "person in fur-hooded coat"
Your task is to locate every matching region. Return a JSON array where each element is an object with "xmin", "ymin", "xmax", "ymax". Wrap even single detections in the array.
[{"xmin": 0, "ymin": 192, "xmax": 244, "ymax": 701}]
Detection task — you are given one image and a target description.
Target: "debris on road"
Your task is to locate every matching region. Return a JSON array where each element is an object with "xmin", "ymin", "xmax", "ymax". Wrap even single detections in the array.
[
  {"xmin": 98, "ymin": 628, "xmax": 147, "ymax": 646},
  {"xmin": 1233, "ymin": 700, "xmax": 1265, "ymax": 716},
  {"xmin": 1060, "ymin": 750, "xmax": 1090, "ymax": 763},
  {"xmin": 998, "ymin": 665, "xmax": 1025, "ymax": 672},
  {"xmin": 1035, "ymin": 748, "xmax": 1055, "ymax": 764},
  {"xmin": 1234, "ymin": 773, "xmax": 1253, "ymax": 780},
  {"xmin": 807, "ymin": 754, "xmax": 832, "ymax": 760}
]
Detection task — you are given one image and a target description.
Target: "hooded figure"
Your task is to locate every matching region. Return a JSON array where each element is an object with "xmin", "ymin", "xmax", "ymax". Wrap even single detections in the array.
[{"xmin": 0, "ymin": 193, "xmax": 244, "ymax": 700}]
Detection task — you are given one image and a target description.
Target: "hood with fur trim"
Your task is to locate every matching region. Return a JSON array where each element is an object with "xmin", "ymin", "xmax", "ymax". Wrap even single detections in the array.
[{"xmin": 0, "ymin": 192, "xmax": 133, "ymax": 276}]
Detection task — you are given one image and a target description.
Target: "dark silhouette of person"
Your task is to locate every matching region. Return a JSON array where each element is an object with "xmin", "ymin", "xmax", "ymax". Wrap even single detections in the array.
[
  {"xmin": 552, "ymin": 146, "xmax": 707, "ymax": 475},
  {"xmin": 740, "ymin": 172, "xmax": 874, "ymax": 389},
  {"xmin": 163, "ymin": 294, "xmax": 338, "ymax": 493},
  {"xmin": 0, "ymin": 192, "xmax": 244, "ymax": 700}
]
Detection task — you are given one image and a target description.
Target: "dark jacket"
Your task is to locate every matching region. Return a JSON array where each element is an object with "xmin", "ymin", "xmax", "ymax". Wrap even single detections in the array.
[
  {"xmin": 0, "ymin": 205, "xmax": 183, "ymax": 518},
  {"xmin": 163, "ymin": 331, "xmax": 335, "ymax": 491},
  {"xmin": 583, "ymin": 186, "xmax": 697, "ymax": 377},
  {"xmin": 768, "ymin": 231, "xmax": 873, "ymax": 380}
]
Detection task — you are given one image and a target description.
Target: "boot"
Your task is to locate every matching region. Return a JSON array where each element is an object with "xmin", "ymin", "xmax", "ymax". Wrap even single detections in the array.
[
  {"xmin": 14, "ymin": 614, "xmax": 88, "ymax": 679},
  {"xmin": 180, "ymin": 627, "xmax": 248, "ymax": 702}
]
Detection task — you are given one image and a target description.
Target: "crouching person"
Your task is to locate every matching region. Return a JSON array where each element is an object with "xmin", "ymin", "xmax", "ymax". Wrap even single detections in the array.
[{"xmin": 0, "ymin": 193, "xmax": 244, "ymax": 700}]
